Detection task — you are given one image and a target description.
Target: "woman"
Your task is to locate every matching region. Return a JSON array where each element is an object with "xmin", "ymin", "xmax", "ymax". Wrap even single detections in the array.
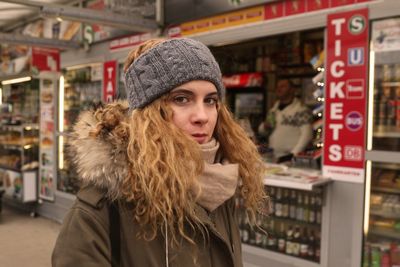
[{"xmin": 52, "ymin": 38, "xmax": 267, "ymax": 267}]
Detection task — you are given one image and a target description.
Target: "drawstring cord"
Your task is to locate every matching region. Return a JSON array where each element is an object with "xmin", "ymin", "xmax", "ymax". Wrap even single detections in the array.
[{"xmin": 165, "ymin": 221, "xmax": 169, "ymax": 267}]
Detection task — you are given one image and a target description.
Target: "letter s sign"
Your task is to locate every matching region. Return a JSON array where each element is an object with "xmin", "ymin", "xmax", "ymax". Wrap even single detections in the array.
[{"xmin": 348, "ymin": 15, "xmax": 366, "ymax": 35}]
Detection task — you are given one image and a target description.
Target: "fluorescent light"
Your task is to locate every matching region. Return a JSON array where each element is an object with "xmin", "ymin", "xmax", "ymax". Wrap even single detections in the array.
[
  {"xmin": 59, "ymin": 136, "xmax": 64, "ymax": 170},
  {"xmin": 367, "ymin": 51, "xmax": 375, "ymax": 151},
  {"xmin": 59, "ymin": 76, "xmax": 65, "ymax": 170},
  {"xmin": 363, "ymin": 160, "xmax": 372, "ymax": 235},
  {"xmin": 59, "ymin": 76, "xmax": 64, "ymax": 133},
  {"xmin": 1, "ymin": 76, "xmax": 31, "ymax": 85},
  {"xmin": 0, "ymin": 88, "xmax": 2, "ymax": 105}
]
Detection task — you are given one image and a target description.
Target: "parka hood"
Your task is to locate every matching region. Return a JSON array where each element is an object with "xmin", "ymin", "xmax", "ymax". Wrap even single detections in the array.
[{"xmin": 68, "ymin": 100, "xmax": 130, "ymax": 200}]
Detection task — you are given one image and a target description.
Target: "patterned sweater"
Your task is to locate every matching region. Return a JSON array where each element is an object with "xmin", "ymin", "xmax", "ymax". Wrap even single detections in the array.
[{"xmin": 268, "ymin": 98, "xmax": 313, "ymax": 158}]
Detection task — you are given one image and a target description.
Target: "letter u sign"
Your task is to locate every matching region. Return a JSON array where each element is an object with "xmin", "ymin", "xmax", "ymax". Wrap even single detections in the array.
[{"xmin": 348, "ymin": 47, "xmax": 364, "ymax": 66}]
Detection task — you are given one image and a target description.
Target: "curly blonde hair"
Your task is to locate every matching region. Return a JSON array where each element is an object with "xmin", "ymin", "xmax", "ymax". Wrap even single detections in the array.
[{"xmin": 122, "ymin": 39, "xmax": 267, "ymax": 246}]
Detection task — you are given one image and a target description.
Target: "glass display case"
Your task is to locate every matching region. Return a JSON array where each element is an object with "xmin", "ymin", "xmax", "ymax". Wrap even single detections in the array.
[
  {"xmin": 57, "ymin": 64, "xmax": 102, "ymax": 195},
  {"xmin": 238, "ymin": 185, "xmax": 323, "ymax": 263},
  {"xmin": 363, "ymin": 17, "xmax": 400, "ymax": 267},
  {"xmin": 0, "ymin": 78, "xmax": 39, "ymax": 203}
]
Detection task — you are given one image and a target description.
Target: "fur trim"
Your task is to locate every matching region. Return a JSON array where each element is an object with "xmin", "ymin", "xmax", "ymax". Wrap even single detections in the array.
[{"xmin": 68, "ymin": 100, "xmax": 130, "ymax": 200}]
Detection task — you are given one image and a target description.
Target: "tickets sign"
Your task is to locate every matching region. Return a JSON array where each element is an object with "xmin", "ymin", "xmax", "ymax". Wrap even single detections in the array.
[
  {"xmin": 103, "ymin": 61, "xmax": 117, "ymax": 103},
  {"xmin": 323, "ymin": 8, "xmax": 369, "ymax": 183}
]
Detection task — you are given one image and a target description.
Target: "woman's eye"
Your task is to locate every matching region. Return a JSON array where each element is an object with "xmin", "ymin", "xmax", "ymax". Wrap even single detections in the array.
[
  {"xmin": 205, "ymin": 98, "xmax": 218, "ymax": 105},
  {"xmin": 173, "ymin": 96, "xmax": 189, "ymax": 104}
]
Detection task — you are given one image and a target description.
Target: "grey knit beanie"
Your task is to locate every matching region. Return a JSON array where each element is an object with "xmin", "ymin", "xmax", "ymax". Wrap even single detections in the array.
[{"xmin": 124, "ymin": 38, "xmax": 225, "ymax": 109}]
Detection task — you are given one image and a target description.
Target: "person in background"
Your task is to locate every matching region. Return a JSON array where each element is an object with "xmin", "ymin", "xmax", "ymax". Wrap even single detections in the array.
[
  {"xmin": 259, "ymin": 79, "xmax": 313, "ymax": 163},
  {"xmin": 52, "ymin": 38, "xmax": 268, "ymax": 267}
]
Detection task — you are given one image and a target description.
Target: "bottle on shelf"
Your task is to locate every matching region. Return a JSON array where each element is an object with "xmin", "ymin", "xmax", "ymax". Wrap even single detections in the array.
[
  {"xmin": 292, "ymin": 225, "xmax": 301, "ymax": 257},
  {"xmin": 254, "ymin": 214, "xmax": 264, "ymax": 247},
  {"xmin": 289, "ymin": 189, "xmax": 297, "ymax": 220},
  {"xmin": 316, "ymin": 194, "xmax": 322, "ymax": 225},
  {"xmin": 275, "ymin": 188, "xmax": 283, "ymax": 217},
  {"xmin": 309, "ymin": 194, "xmax": 316, "ymax": 224},
  {"xmin": 285, "ymin": 225, "xmax": 294, "ymax": 255},
  {"xmin": 282, "ymin": 189, "xmax": 290, "ymax": 218},
  {"xmin": 266, "ymin": 219, "xmax": 277, "ymax": 251},
  {"xmin": 299, "ymin": 227, "xmax": 309, "ymax": 259},
  {"xmin": 296, "ymin": 192, "xmax": 304, "ymax": 221},
  {"xmin": 303, "ymin": 194, "xmax": 310, "ymax": 222},
  {"xmin": 269, "ymin": 187, "xmax": 276, "ymax": 215},
  {"xmin": 277, "ymin": 222, "xmax": 286, "ymax": 253},
  {"xmin": 307, "ymin": 229, "xmax": 316, "ymax": 261},
  {"xmin": 315, "ymin": 230, "xmax": 321, "ymax": 262}
]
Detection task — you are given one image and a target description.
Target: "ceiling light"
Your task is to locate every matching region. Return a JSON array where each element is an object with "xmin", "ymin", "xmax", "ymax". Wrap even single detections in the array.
[{"xmin": 1, "ymin": 76, "xmax": 32, "ymax": 85}]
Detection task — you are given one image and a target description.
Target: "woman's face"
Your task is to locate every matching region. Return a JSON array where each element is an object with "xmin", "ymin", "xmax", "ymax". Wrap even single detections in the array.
[{"xmin": 168, "ymin": 80, "xmax": 219, "ymax": 144}]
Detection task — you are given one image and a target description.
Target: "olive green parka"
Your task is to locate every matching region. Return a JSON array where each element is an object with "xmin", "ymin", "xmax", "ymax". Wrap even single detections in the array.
[{"xmin": 51, "ymin": 101, "xmax": 244, "ymax": 267}]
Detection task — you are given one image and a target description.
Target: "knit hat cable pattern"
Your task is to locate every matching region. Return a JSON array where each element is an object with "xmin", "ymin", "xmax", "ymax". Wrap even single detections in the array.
[{"xmin": 124, "ymin": 38, "xmax": 225, "ymax": 109}]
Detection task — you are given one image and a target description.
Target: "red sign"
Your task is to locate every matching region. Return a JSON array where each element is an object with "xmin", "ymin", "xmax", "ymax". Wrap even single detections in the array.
[
  {"xmin": 307, "ymin": 0, "xmax": 329, "ymax": 11},
  {"xmin": 222, "ymin": 73, "xmax": 263, "ymax": 88},
  {"xmin": 331, "ymin": 0, "xmax": 356, "ymax": 7},
  {"xmin": 264, "ymin": 2, "xmax": 284, "ymax": 20},
  {"xmin": 31, "ymin": 47, "xmax": 60, "ymax": 72},
  {"xmin": 285, "ymin": 0, "xmax": 306, "ymax": 16},
  {"xmin": 103, "ymin": 61, "xmax": 117, "ymax": 103},
  {"xmin": 323, "ymin": 8, "xmax": 369, "ymax": 183}
]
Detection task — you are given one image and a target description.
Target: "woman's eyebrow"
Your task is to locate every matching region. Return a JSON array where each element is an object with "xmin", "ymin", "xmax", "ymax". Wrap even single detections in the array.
[{"xmin": 170, "ymin": 89, "xmax": 194, "ymax": 95}]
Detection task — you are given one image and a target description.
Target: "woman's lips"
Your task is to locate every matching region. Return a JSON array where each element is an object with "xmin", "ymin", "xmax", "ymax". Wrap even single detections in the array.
[{"xmin": 191, "ymin": 134, "xmax": 208, "ymax": 144}]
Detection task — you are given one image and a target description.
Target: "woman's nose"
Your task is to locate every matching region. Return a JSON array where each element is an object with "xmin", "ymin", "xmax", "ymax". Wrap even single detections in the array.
[{"xmin": 191, "ymin": 104, "xmax": 209, "ymax": 124}]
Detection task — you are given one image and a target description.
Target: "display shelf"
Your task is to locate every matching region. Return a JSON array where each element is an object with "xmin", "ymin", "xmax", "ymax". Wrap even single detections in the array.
[
  {"xmin": 264, "ymin": 167, "xmax": 331, "ymax": 191},
  {"xmin": 242, "ymin": 244, "xmax": 320, "ymax": 267},
  {"xmin": 369, "ymin": 228, "xmax": 400, "ymax": 240},
  {"xmin": 373, "ymin": 162, "xmax": 400, "ymax": 171},
  {"xmin": 372, "ymin": 186, "xmax": 400, "ymax": 194},
  {"xmin": 0, "ymin": 164, "xmax": 21, "ymax": 172},
  {"xmin": 0, "ymin": 124, "xmax": 39, "ymax": 131},
  {"xmin": 373, "ymin": 126, "xmax": 400, "ymax": 138},
  {"xmin": 370, "ymin": 210, "xmax": 400, "ymax": 219},
  {"xmin": 0, "ymin": 144, "xmax": 23, "ymax": 151},
  {"xmin": 269, "ymin": 215, "xmax": 321, "ymax": 227}
]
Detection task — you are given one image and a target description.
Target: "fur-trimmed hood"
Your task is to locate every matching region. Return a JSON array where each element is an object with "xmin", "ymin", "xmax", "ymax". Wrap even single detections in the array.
[{"xmin": 68, "ymin": 100, "xmax": 130, "ymax": 200}]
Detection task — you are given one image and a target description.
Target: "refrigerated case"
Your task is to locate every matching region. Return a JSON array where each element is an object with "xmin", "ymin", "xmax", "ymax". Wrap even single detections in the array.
[
  {"xmin": 0, "ymin": 76, "xmax": 40, "ymax": 207},
  {"xmin": 222, "ymin": 72, "xmax": 266, "ymax": 138},
  {"xmin": 57, "ymin": 64, "xmax": 102, "ymax": 195},
  {"xmin": 363, "ymin": 17, "xmax": 400, "ymax": 267}
]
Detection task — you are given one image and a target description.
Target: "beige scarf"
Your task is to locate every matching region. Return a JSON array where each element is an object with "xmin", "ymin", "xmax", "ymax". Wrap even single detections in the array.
[{"xmin": 193, "ymin": 138, "xmax": 239, "ymax": 212}]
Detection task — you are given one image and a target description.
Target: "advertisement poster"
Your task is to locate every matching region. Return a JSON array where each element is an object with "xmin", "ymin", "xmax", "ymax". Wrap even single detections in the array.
[
  {"xmin": 39, "ymin": 77, "xmax": 56, "ymax": 201},
  {"xmin": 1, "ymin": 169, "xmax": 23, "ymax": 201},
  {"xmin": 32, "ymin": 47, "xmax": 60, "ymax": 72},
  {"xmin": 371, "ymin": 18, "xmax": 400, "ymax": 52},
  {"xmin": 323, "ymin": 8, "xmax": 369, "ymax": 183}
]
